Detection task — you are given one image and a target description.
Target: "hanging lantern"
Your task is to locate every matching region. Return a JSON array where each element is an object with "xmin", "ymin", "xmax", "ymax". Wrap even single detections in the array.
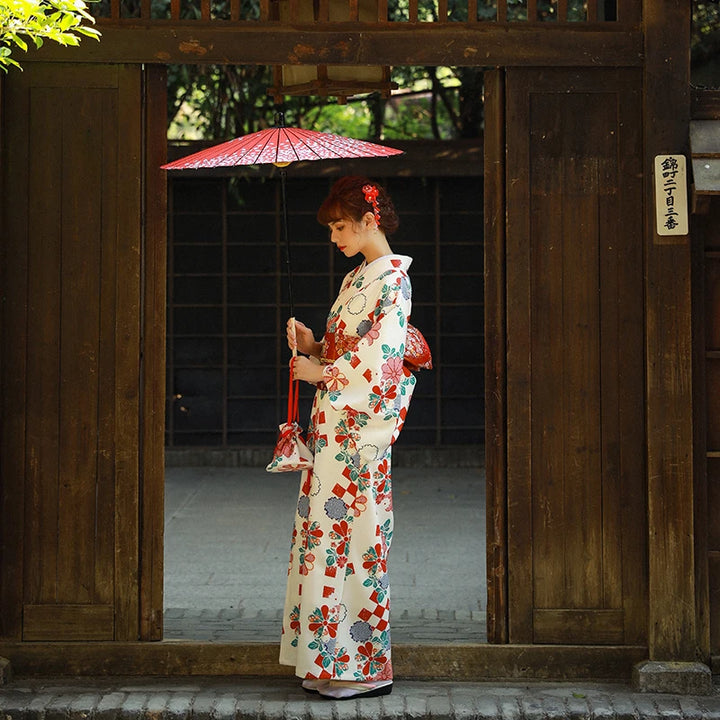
[{"xmin": 268, "ymin": 0, "xmax": 398, "ymax": 104}]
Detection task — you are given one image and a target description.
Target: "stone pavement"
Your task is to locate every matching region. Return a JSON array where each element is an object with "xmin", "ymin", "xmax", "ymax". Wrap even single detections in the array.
[
  {"xmin": 1, "ymin": 676, "xmax": 719, "ymax": 719},
  {"xmin": 164, "ymin": 466, "xmax": 487, "ymax": 643},
  {"xmin": 5, "ymin": 464, "xmax": 715, "ymax": 718},
  {"xmin": 163, "ymin": 608, "xmax": 488, "ymax": 644}
]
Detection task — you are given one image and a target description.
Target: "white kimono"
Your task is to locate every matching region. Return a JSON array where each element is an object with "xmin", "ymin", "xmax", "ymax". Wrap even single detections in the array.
[{"xmin": 279, "ymin": 254, "xmax": 416, "ymax": 681}]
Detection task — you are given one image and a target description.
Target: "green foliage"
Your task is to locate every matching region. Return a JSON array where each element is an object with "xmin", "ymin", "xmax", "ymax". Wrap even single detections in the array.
[
  {"xmin": 167, "ymin": 0, "xmax": 719, "ymax": 140},
  {"xmin": 168, "ymin": 64, "xmax": 483, "ymax": 142},
  {"xmin": 0, "ymin": 0, "xmax": 101, "ymax": 71},
  {"xmin": 692, "ymin": 1, "xmax": 720, "ymax": 87},
  {"xmin": 168, "ymin": 64, "xmax": 275, "ymax": 138},
  {"xmin": 693, "ymin": 0, "xmax": 720, "ymax": 46}
]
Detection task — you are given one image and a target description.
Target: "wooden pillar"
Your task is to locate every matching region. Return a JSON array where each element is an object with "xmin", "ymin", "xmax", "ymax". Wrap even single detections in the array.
[
  {"xmin": 139, "ymin": 65, "xmax": 167, "ymax": 642},
  {"xmin": 484, "ymin": 68, "xmax": 508, "ymax": 645},
  {"xmin": 643, "ymin": 0, "xmax": 703, "ymax": 662}
]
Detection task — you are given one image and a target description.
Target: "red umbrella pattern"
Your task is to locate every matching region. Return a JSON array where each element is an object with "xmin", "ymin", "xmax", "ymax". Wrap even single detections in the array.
[{"xmin": 161, "ymin": 124, "xmax": 403, "ymax": 170}]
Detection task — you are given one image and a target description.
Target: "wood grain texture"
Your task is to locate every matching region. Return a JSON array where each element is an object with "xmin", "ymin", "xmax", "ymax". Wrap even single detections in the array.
[
  {"xmin": 505, "ymin": 68, "xmax": 645, "ymax": 646},
  {"xmin": 140, "ymin": 65, "xmax": 168, "ymax": 642},
  {"xmin": 483, "ymin": 68, "xmax": 508, "ymax": 645},
  {"xmin": 114, "ymin": 65, "xmax": 143, "ymax": 641},
  {"xmin": 25, "ymin": 86, "xmax": 62, "ymax": 608},
  {"xmin": 700, "ymin": 202, "xmax": 720, "ymax": 656},
  {"xmin": 22, "ymin": 606, "xmax": 114, "ymax": 641},
  {"xmin": 505, "ymin": 67, "xmax": 533, "ymax": 645},
  {"xmin": 57, "ymin": 86, "xmax": 103, "ymax": 606},
  {"xmin": 2, "ymin": 63, "xmax": 146, "ymax": 643},
  {"xmin": 0, "ymin": 641, "xmax": 648, "ymax": 680},
  {"xmin": 20, "ymin": 26, "xmax": 643, "ymax": 67},
  {"xmin": 0, "ymin": 73, "xmax": 30, "ymax": 640},
  {"xmin": 642, "ymin": 0, "xmax": 696, "ymax": 661},
  {"xmin": 533, "ymin": 610, "xmax": 625, "ymax": 645}
]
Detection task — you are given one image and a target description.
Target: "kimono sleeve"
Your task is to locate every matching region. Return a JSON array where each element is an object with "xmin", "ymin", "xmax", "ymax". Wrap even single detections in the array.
[{"xmin": 321, "ymin": 271, "xmax": 413, "ymax": 419}]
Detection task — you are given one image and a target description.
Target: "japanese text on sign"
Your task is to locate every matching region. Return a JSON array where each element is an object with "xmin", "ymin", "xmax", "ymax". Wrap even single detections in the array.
[{"xmin": 654, "ymin": 155, "xmax": 689, "ymax": 236}]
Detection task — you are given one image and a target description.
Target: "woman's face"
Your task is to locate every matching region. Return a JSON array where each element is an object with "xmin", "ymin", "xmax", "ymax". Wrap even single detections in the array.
[{"xmin": 328, "ymin": 217, "xmax": 366, "ymax": 258}]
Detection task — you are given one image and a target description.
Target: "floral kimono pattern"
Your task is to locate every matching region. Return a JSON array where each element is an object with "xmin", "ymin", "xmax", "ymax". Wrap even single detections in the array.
[{"xmin": 279, "ymin": 254, "xmax": 416, "ymax": 682}]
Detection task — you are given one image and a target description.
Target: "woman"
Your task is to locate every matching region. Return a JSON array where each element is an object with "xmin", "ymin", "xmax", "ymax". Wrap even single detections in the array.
[{"xmin": 279, "ymin": 176, "xmax": 416, "ymax": 700}]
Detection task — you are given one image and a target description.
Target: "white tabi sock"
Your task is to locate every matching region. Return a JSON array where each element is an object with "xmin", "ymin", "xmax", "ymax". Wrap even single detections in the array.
[{"xmin": 318, "ymin": 679, "xmax": 393, "ymax": 699}]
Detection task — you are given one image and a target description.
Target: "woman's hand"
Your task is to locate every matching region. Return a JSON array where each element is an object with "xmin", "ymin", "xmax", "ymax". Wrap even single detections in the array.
[
  {"xmin": 287, "ymin": 318, "xmax": 321, "ymax": 357},
  {"xmin": 291, "ymin": 355, "xmax": 325, "ymax": 385}
]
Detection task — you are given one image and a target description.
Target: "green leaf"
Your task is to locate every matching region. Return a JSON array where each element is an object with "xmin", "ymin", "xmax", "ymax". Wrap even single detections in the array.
[
  {"xmin": 9, "ymin": 32, "xmax": 27, "ymax": 51},
  {"xmin": 76, "ymin": 26, "xmax": 100, "ymax": 38},
  {"xmin": 58, "ymin": 13, "xmax": 74, "ymax": 29}
]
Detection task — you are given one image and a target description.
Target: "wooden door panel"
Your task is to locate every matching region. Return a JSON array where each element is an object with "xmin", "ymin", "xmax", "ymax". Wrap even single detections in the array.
[
  {"xmin": 529, "ymin": 152, "xmax": 604, "ymax": 612},
  {"xmin": 533, "ymin": 609, "xmax": 625, "ymax": 645},
  {"xmin": 22, "ymin": 606, "xmax": 114, "ymax": 642},
  {"xmin": 0, "ymin": 63, "xmax": 164, "ymax": 642},
  {"xmin": 24, "ymin": 84, "xmax": 63, "ymax": 611},
  {"xmin": 504, "ymin": 68, "xmax": 646, "ymax": 645}
]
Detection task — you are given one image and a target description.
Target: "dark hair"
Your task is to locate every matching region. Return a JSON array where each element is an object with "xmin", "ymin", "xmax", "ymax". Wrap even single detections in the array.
[{"xmin": 317, "ymin": 176, "xmax": 399, "ymax": 236}]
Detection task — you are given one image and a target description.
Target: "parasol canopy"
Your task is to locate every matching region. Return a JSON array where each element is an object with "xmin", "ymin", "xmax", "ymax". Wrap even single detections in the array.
[
  {"xmin": 161, "ymin": 115, "xmax": 403, "ymax": 318},
  {"xmin": 161, "ymin": 125, "xmax": 403, "ymax": 170}
]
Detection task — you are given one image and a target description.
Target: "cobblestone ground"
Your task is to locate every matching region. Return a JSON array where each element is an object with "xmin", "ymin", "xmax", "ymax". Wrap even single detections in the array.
[
  {"xmin": 163, "ymin": 608, "xmax": 488, "ymax": 643},
  {"xmin": 1, "ymin": 677, "xmax": 719, "ymax": 720},
  {"xmin": 164, "ymin": 467, "xmax": 487, "ymax": 644}
]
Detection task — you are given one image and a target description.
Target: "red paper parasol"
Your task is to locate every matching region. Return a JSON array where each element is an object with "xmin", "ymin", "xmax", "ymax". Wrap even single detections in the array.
[
  {"xmin": 162, "ymin": 114, "xmax": 403, "ymax": 318},
  {"xmin": 161, "ymin": 124, "xmax": 403, "ymax": 169}
]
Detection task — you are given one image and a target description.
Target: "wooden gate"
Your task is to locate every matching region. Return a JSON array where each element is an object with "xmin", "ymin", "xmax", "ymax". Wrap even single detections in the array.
[
  {"xmin": 486, "ymin": 67, "xmax": 648, "ymax": 645},
  {"xmin": 0, "ymin": 63, "xmax": 166, "ymax": 641}
]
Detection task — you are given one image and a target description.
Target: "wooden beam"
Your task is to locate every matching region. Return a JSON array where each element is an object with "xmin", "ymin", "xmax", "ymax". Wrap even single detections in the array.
[
  {"xmin": 437, "ymin": 0, "xmax": 448, "ymax": 21},
  {"xmin": 376, "ymin": 0, "xmax": 387, "ymax": 21},
  {"xmin": 467, "ymin": 0, "xmax": 476, "ymax": 23},
  {"xmin": 0, "ymin": 641, "xmax": 648, "ymax": 680},
  {"xmin": 497, "ymin": 0, "xmax": 507, "ymax": 22},
  {"xmin": 642, "ymin": 0, "xmax": 698, "ymax": 662},
  {"xmin": 586, "ymin": 0, "xmax": 598, "ymax": 21},
  {"xmin": 527, "ymin": 0, "xmax": 537, "ymax": 22},
  {"xmin": 21, "ymin": 25, "xmax": 643, "ymax": 67},
  {"xmin": 139, "ymin": 65, "xmax": 167, "ymax": 642},
  {"xmin": 483, "ymin": 69, "xmax": 508, "ymax": 645},
  {"xmin": 558, "ymin": 0, "xmax": 569, "ymax": 22}
]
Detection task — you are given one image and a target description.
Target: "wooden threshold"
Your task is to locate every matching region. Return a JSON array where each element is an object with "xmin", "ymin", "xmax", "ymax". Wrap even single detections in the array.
[{"xmin": 0, "ymin": 642, "xmax": 647, "ymax": 681}]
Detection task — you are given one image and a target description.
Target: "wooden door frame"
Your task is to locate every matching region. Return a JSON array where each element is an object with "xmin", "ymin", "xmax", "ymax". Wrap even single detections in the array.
[
  {"xmin": 0, "ymin": 0, "xmax": 706, "ymax": 672},
  {"xmin": 642, "ymin": 0, "xmax": 704, "ymax": 662},
  {"xmin": 483, "ymin": 68, "xmax": 508, "ymax": 645},
  {"xmin": 140, "ymin": 64, "xmax": 168, "ymax": 641}
]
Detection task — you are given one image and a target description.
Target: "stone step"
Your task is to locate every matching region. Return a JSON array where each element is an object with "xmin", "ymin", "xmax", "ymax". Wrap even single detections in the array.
[{"xmin": 1, "ymin": 676, "xmax": 719, "ymax": 720}]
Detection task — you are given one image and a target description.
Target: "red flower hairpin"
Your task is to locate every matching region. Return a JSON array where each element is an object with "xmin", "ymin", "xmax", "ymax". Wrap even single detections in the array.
[{"xmin": 362, "ymin": 184, "xmax": 381, "ymax": 225}]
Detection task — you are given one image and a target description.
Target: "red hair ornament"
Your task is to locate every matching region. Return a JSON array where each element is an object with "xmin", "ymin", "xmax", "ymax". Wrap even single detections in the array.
[{"xmin": 362, "ymin": 184, "xmax": 382, "ymax": 225}]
